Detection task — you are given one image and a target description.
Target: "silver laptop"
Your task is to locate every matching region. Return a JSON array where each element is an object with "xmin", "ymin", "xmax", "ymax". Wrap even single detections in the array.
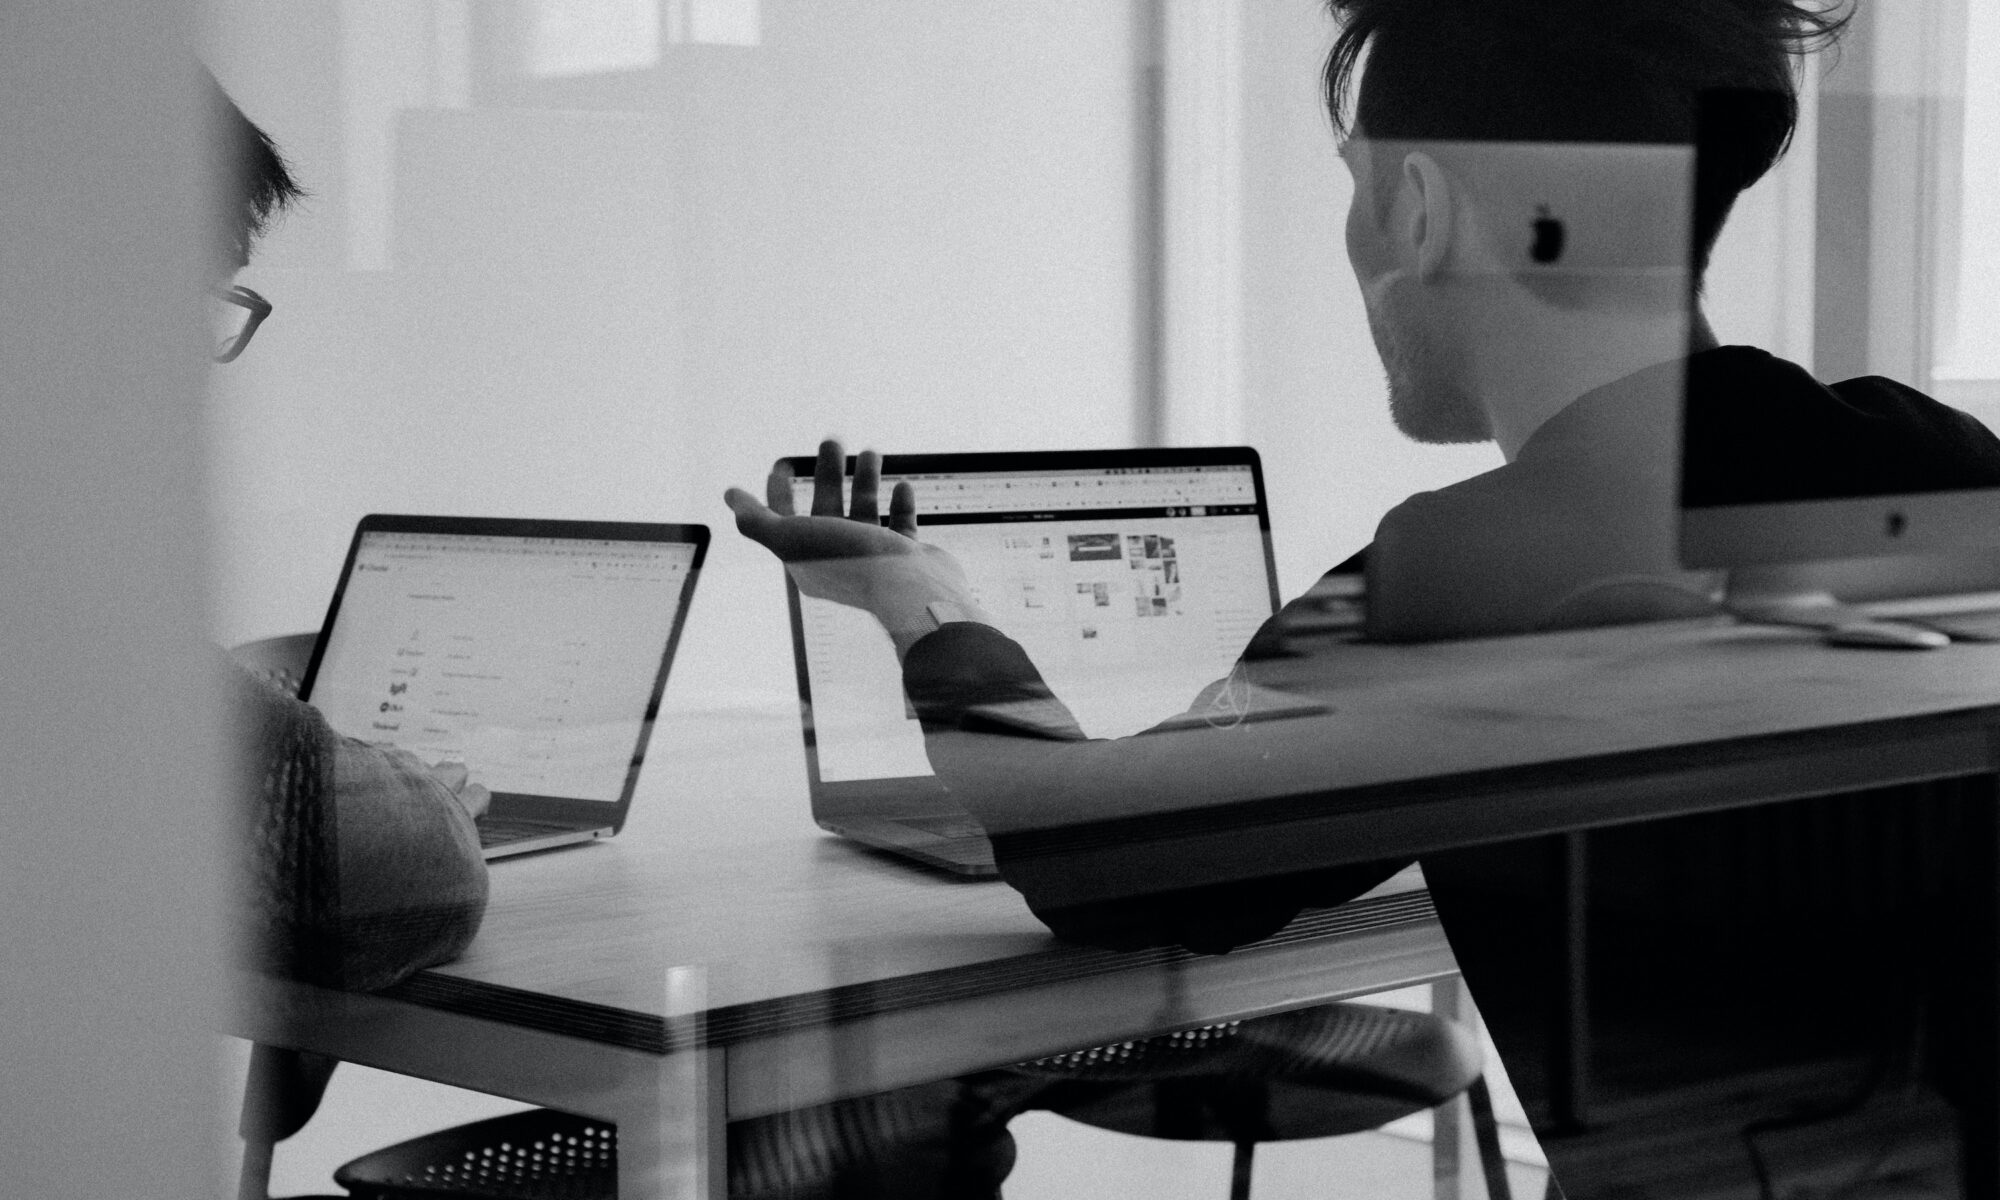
[
  {"xmin": 299, "ymin": 514, "xmax": 708, "ymax": 859},
  {"xmin": 783, "ymin": 448, "xmax": 1299, "ymax": 877}
]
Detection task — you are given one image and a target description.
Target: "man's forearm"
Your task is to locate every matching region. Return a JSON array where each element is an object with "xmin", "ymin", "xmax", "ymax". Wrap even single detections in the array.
[
  {"xmin": 328, "ymin": 737, "xmax": 489, "ymax": 991},
  {"xmin": 784, "ymin": 552, "xmax": 999, "ymax": 662}
]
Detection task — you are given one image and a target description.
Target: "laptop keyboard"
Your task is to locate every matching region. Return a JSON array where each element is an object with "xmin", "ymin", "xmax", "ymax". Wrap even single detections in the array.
[
  {"xmin": 477, "ymin": 817, "xmax": 583, "ymax": 848},
  {"xmin": 894, "ymin": 814, "xmax": 989, "ymax": 842}
]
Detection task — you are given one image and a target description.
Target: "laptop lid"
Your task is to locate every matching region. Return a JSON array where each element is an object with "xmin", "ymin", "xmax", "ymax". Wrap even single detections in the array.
[
  {"xmin": 782, "ymin": 448, "xmax": 1280, "ymax": 824},
  {"xmin": 298, "ymin": 515, "xmax": 708, "ymax": 835}
]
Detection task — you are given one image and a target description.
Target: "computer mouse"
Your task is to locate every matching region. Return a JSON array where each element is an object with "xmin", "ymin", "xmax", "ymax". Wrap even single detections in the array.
[{"xmin": 1822, "ymin": 620, "xmax": 1951, "ymax": 650}]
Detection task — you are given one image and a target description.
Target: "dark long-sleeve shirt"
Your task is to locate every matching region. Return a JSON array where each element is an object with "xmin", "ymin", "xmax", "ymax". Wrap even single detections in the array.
[{"xmin": 900, "ymin": 347, "xmax": 2000, "ymax": 954}]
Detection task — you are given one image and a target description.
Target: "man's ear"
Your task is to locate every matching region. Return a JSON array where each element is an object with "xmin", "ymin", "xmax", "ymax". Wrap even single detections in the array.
[{"xmin": 1401, "ymin": 151, "xmax": 1453, "ymax": 282}]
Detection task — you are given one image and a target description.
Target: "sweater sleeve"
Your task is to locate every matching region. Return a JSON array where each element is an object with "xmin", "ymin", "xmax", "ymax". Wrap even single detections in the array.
[
  {"xmin": 231, "ymin": 664, "xmax": 488, "ymax": 992},
  {"xmin": 901, "ymin": 622, "xmax": 1404, "ymax": 954}
]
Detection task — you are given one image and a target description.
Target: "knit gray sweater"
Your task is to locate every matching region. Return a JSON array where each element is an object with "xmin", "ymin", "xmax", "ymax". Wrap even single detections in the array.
[{"xmin": 230, "ymin": 663, "xmax": 488, "ymax": 992}]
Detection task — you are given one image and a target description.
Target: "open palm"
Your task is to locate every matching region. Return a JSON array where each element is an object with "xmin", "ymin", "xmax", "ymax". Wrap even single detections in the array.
[{"xmin": 725, "ymin": 441, "xmax": 977, "ymax": 648}]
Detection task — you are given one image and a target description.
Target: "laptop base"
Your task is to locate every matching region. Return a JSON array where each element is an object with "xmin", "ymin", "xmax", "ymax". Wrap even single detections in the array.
[
  {"xmin": 480, "ymin": 824, "xmax": 613, "ymax": 861},
  {"xmin": 817, "ymin": 817, "xmax": 999, "ymax": 879}
]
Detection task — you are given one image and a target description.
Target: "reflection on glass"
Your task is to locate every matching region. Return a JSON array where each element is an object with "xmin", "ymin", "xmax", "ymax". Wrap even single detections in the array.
[{"xmin": 211, "ymin": 1, "xmax": 2000, "ymax": 1197}]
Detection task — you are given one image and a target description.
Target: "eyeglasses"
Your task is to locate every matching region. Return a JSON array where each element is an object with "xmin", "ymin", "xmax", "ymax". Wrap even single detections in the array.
[{"xmin": 208, "ymin": 284, "xmax": 272, "ymax": 363}]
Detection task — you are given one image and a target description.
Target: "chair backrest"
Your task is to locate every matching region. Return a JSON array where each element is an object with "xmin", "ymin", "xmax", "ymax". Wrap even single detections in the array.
[
  {"xmin": 229, "ymin": 632, "xmax": 318, "ymax": 698},
  {"xmin": 334, "ymin": 1109, "xmax": 616, "ymax": 1199}
]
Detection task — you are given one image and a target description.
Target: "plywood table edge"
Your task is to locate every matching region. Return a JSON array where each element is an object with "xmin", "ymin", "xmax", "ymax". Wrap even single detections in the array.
[
  {"xmin": 722, "ymin": 914, "xmax": 1460, "ymax": 1118},
  {"xmin": 369, "ymin": 890, "xmax": 1441, "ymax": 1051},
  {"xmin": 1000, "ymin": 707, "xmax": 2000, "ymax": 906}
]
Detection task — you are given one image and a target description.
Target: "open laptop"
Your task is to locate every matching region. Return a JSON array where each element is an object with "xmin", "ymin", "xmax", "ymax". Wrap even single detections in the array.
[
  {"xmin": 783, "ymin": 448, "xmax": 1305, "ymax": 877},
  {"xmin": 299, "ymin": 514, "xmax": 708, "ymax": 859}
]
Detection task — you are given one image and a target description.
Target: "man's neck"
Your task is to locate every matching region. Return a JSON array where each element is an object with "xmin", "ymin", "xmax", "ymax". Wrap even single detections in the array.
[{"xmin": 1483, "ymin": 307, "xmax": 1716, "ymax": 461}]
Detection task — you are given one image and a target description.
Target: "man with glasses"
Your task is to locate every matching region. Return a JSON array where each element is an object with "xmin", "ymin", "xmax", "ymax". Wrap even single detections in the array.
[
  {"xmin": 209, "ymin": 73, "xmax": 501, "ymax": 1195},
  {"xmin": 208, "ymin": 75, "xmax": 1024, "ymax": 1200},
  {"xmin": 211, "ymin": 282, "xmax": 270, "ymax": 364},
  {"xmin": 205, "ymin": 71, "xmax": 490, "ymax": 997}
]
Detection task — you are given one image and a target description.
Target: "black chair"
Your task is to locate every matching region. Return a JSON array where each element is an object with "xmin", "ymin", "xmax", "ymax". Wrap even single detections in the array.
[
  {"xmin": 240, "ymin": 1070, "xmax": 1014, "ymax": 1200},
  {"xmin": 318, "ymin": 1085, "xmax": 1014, "ymax": 1200},
  {"xmin": 244, "ymin": 1004, "xmax": 1512, "ymax": 1200},
  {"xmin": 1007, "ymin": 1001, "xmax": 1514, "ymax": 1200}
]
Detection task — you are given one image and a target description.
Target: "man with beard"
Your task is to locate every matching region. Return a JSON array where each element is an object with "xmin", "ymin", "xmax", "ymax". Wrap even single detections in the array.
[
  {"xmin": 728, "ymin": 1, "xmax": 2000, "ymax": 1187},
  {"xmin": 728, "ymin": 0, "xmax": 1984, "ymax": 941}
]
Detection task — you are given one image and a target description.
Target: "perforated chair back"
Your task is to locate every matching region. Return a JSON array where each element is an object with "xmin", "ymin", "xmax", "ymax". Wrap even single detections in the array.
[
  {"xmin": 1015, "ymin": 1002, "xmax": 1481, "ymax": 1137},
  {"xmin": 335, "ymin": 1110, "xmax": 613, "ymax": 1199},
  {"xmin": 1010, "ymin": 1002, "xmax": 1511, "ymax": 1200},
  {"xmin": 230, "ymin": 632, "xmax": 318, "ymax": 698},
  {"xmin": 331, "ymin": 1084, "xmax": 1015, "ymax": 1200}
]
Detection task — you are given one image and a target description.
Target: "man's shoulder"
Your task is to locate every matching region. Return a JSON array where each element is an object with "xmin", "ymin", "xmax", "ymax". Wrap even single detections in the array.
[
  {"xmin": 1685, "ymin": 346, "xmax": 2000, "ymax": 506},
  {"xmin": 1697, "ymin": 346, "xmax": 1986, "ymax": 433},
  {"xmin": 1361, "ymin": 366, "xmax": 1698, "ymax": 640},
  {"xmin": 1376, "ymin": 457, "xmax": 1565, "ymax": 540},
  {"xmin": 1828, "ymin": 371, "xmax": 1999, "ymax": 436}
]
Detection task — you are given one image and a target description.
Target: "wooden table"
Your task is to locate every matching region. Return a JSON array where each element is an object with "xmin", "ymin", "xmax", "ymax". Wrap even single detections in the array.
[{"xmin": 235, "ymin": 616, "xmax": 2000, "ymax": 1198}]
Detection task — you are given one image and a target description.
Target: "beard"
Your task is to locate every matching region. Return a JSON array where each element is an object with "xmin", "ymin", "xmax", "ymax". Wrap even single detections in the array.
[{"xmin": 1364, "ymin": 277, "xmax": 1491, "ymax": 445}]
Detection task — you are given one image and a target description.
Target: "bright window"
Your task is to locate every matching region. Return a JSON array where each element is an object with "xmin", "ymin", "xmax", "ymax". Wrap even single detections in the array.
[{"xmin": 1934, "ymin": 0, "xmax": 2000, "ymax": 390}]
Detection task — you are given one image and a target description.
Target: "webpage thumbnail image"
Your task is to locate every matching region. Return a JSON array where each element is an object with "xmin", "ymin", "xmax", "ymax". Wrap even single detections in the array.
[{"xmin": 1061, "ymin": 531, "xmax": 1181, "ymax": 632}]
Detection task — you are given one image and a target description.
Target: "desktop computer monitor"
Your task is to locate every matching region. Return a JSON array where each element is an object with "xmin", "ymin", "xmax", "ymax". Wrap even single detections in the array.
[
  {"xmin": 1677, "ymin": 91, "xmax": 2000, "ymax": 615},
  {"xmin": 1680, "ymin": 470, "xmax": 2000, "ymax": 612}
]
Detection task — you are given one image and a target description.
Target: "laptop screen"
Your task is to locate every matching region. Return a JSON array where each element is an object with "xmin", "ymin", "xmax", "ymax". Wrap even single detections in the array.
[
  {"xmin": 305, "ymin": 527, "xmax": 700, "ymax": 804},
  {"xmin": 789, "ymin": 456, "xmax": 1277, "ymax": 786}
]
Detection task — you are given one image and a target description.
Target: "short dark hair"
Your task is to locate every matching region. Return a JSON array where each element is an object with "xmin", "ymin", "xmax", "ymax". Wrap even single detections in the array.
[
  {"xmin": 1322, "ymin": 0, "xmax": 1850, "ymax": 274},
  {"xmin": 203, "ymin": 67, "xmax": 304, "ymax": 268}
]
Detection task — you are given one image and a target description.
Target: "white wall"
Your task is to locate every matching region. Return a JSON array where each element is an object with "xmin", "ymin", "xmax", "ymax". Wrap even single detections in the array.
[
  {"xmin": 206, "ymin": 0, "xmax": 1146, "ymax": 718},
  {"xmin": 1702, "ymin": 64, "xmax": 1819, "ymax": 368},
  {"xmin": 1938, "ymin": 0, "xmax": 2000, "ymax": 381},
  {"xmin": 201, "ymin": 4, "xmax": 1873, "ymax": 686},
  {"xmin": 2, "ymin": 3, "xmax": 225, "ymax": 1196},
  {"xmin": 205, "ymin": 0, "xmax": 1522, "ymax": 669}
]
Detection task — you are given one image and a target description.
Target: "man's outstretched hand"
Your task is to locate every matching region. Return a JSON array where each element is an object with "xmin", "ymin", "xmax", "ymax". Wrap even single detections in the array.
[
  {"xmin": 726, "ymin": 441, "xmax": 919, "ymax": 556},
  {"xmin": 724, "ymin": 440, "xmax": 990, "ymax": 659}
]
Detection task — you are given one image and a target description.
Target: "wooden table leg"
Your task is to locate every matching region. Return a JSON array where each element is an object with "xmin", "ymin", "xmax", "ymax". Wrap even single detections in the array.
[
  {"xmin": 1433, "ymin": 977, "xmax": 1466, "ymax": 1200},
  {"xmin": 1549, "ymin": 832, "xmax": 1591, "ymax": 1133},
  {"xmin": 616, "ymin": 1045, "xmax": 724, "ymax": 1200},
  {"xmin": 1961, "ymin": 763, "xmax": 2000, "ymax": 1200},
  {"xmin": 696, "ymin": 1048, "xmax": 727, "ymax": 1200},
  {"xmin": 619, "ymin": 963, "xmax": 727, "ymax": 1200}
]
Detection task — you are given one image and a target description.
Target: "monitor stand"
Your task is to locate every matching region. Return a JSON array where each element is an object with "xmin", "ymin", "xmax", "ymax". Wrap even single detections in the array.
[
  {"xmin": 1721, "ymin": 564, "xmax": 1869, "ymax": 628},
  {"xmin": 1723, "ymin": 564, "xmax": 1950, "ymax": 648}
]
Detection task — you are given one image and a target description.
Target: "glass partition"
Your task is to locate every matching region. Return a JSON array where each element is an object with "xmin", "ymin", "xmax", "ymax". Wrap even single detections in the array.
[{"xmin": 212, "ymin": 4, "xmax": 1998, "ymax": 1199}]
